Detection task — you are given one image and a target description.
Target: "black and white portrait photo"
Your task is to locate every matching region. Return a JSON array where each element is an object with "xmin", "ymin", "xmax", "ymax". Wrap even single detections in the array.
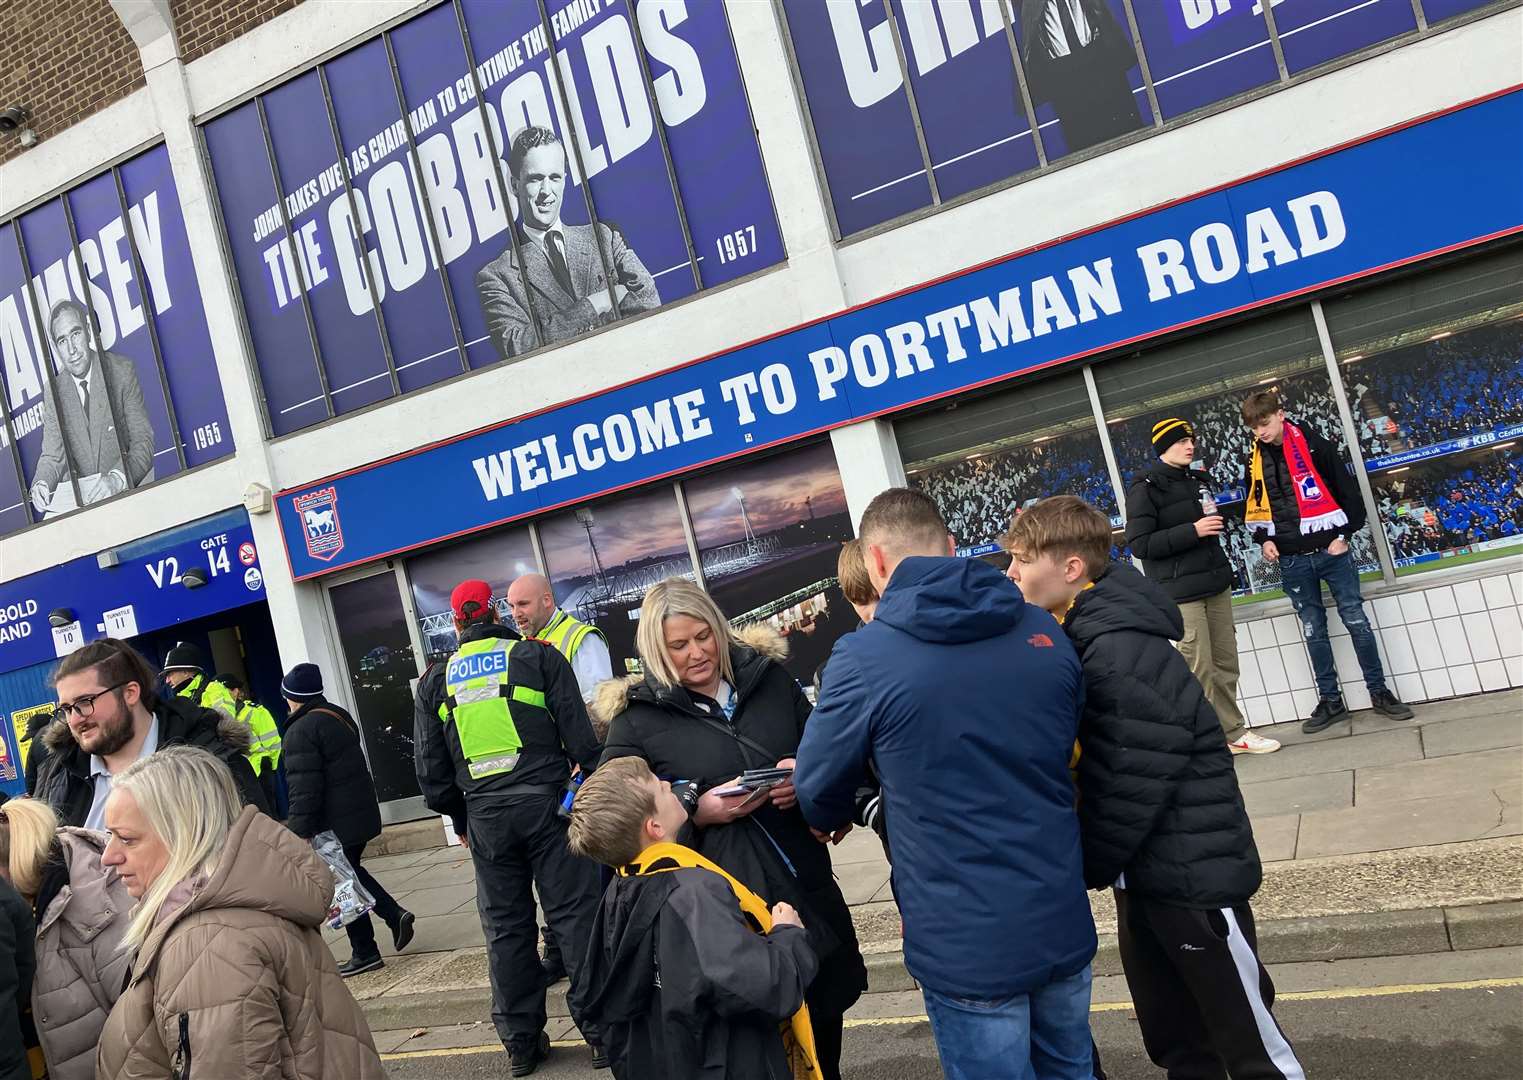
[
  {"xmin": 476, "ymin": 126, "xmax": 660, "ymax": 360},
  {"xmin": 1020, "ymin": 0, "xmax": 1146, "ymax": 154},
  {"xmin": 28, "ymin": 298, "xmax": 156, "ymax": 516}
]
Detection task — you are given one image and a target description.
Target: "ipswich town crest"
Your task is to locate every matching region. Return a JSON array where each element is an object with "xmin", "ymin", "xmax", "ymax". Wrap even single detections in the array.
[{"xmin": 295, "ymin": 486, "xmax": 344, "ymax": 562}]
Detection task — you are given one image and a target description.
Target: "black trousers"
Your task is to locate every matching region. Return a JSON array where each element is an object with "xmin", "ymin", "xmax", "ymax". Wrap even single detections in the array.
[
  {"xmin": 1114, "ymin": 889, "xmax": 1305, "ymax": 1080},
  {"xmin": 468, "ymin": 793, "xmax": 603, "ymax": 1048},
  {"xmin": 343, "ymin": 844, "xmax": 404, "ymax": 959}
]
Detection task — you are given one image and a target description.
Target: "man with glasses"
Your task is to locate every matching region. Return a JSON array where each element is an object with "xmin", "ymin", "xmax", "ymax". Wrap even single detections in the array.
[
  {"xmin": 33, "ymin": 638, "xmax": 269, "ymax": 829},
  {"xmin": 28, "ymin": 298, "xmax": 156, "ymax": 516}
]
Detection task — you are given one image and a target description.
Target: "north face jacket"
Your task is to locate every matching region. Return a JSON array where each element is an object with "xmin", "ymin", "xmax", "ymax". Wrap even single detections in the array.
[
  {"xmin": 1064, "ymin": 563, "xmax": 1262, "ymax": 907},
  {"xmin": 95, "ymin": 806, "xmax": 385, "ymax": 1080}
]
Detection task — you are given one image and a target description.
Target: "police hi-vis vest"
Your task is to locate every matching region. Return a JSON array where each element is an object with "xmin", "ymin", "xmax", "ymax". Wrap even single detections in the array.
[
  {"xmin": 178, "ymin": 673, "xmax": 237, "ymax": 723},
  {"xmin": 240, "ymin": 701, "xmax": 283, "ymax": 773},
  {"xmin": 438, "ymin": 636, "xmax": 548, "ymax": 780},
  {"xmin": 537, "ymin": 609, "xmax": 605, "ymax": 662}
]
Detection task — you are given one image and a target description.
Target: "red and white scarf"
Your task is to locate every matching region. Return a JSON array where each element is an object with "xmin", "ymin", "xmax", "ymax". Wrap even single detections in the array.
[{"xmin": 1246, "ymin": 420, "xmax": 1348, "ymax": 536}]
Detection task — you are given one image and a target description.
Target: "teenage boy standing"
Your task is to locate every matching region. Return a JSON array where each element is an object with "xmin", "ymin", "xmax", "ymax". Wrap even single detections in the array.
[
  {"xmin": 1240, "ymin": 391, "xmax": 1412, "ymax": 732},
  {"xmin": 1005, "ymin": 495, "xmax": 1304, "ymax": 1080}
]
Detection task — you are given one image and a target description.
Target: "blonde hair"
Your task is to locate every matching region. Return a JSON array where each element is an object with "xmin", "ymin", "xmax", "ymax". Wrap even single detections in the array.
[
  {"xmin": 1001, "ymin": 495, "xmax": 1113, "ymax": 582},
  {"xmin": 112, "ymin": 746, "xmax": 243, "ymax": 949},
  {"xmin": 836, "ymin": 539, "xmax": 878, "ymax": 607},
  {"xmin": 567, "ymin": 757, "xmax": 658, "ymax": 867},
  {"xmin": 635, "ymin": 578, "xmax": 736, "ymax": 690},
  {"xmin": 0, "ymin": 797, "xmax": 59, "ymax": 898}
]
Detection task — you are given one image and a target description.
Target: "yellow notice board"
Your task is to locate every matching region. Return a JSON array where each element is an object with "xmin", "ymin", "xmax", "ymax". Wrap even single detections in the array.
[{"xmin": 11, "ymin": 703, "xmax": 53, "ymax": 778}]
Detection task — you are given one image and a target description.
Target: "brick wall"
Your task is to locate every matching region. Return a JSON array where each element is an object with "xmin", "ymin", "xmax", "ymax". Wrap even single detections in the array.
[
  {"xmin": 170, "ymin": 0, "xmax": 305, "ymax": 64},
  {"xmin": 0, "ymin": 0, "xmax": 146, "ymax": 167}
]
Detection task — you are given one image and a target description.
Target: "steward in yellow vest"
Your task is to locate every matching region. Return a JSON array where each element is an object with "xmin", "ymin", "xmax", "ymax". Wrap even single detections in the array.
[
  {"xmin": 412, "ymin": 579, "xmax": 607, "ymax": 1070},
  {"xmin": 160, "ymin": 642, "xmax": 236, "ymax": 722}
]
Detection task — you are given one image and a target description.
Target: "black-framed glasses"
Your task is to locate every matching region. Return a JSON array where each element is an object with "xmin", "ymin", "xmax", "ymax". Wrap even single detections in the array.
[{"xmin": 53, "ymin": 681, "xmax": 130, "ymax": 724}]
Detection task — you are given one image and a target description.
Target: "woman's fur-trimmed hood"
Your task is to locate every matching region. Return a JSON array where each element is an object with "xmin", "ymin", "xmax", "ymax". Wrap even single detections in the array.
[{"xmin": 589, "ymin": 622, "xmax": 788, "ymax": 740}]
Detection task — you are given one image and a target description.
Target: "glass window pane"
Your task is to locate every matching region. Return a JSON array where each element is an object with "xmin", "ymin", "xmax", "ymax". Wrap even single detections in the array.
[
  {"xmin": 406, "ymin": 526, "xmax": 539, "ymax": 664},
  {"xmin": 1009, "ymin": 0, "xmax": 1152, "ymax": 159},
  {"xmin": 1096, "ymin": 306, "xmax": 1379, "ymax": 599},
  {"xmin": 1421, "ymin": 0, "xmax": 1500, "ymax": 21},
  {"xmin": 1325, "ymin": 249, "xmax": 1523, "ymax": 573},
  {"xmin": 1131, "ymin": 1, "xmax": 1278, "ymax": 120},
  {"xmin": 539, "ymin": 486, "xmax": 694, "ymax": 675},
  {"xmin": 1271, "ymin": 0, "xmax": 1416, "ymax": 76},
  {"xmin": 684, "ymin": 442, "xmax": 855, "ymax": 684},
  {"xmin": 778, "ymin": 0, "xmax": 933, "ymax": 235},
  {"xmin": 901, "ymin": 370, "xmax": 1119, "ymax": 554},
  {"xmin": 328, "ymin": 572, "xmax": 421, "ymax": 803}
]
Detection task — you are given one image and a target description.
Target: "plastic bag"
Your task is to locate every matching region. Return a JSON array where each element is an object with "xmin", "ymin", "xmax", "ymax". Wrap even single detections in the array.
[{"xmin": 312, "ymin": 830, "xmax": 375, "ymax": 929}]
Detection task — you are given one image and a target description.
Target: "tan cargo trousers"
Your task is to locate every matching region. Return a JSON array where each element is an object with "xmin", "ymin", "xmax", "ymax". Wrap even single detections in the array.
[{"xmin": 1178, "ymin": 588, "xmax": 1246, "ymax": 740}]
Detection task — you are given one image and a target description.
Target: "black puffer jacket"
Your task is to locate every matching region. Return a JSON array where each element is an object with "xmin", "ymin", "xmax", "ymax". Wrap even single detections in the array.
[
  {"xmin": 1244, "ymin": 420, "xmax": 1366, "ymax": 556},
  {"xmin": 36, "ymin": 696, "xmax": 270, "ymax": 827},
  {"xmin": 596, "ymin": 626, "xmax": 867, "ymax": 1020},
  {"xmin": 284, "ymin": 697, "xmax": 383, "ymax": 849},
  {"xmin": 0, "ymin": 876, "xmax": 33, "ymax": 1080},
  {"xmin": 1064, "ymin": 564, "xmax": 1261, "ymax": 907},
  {"xmin": 1125, "ymin": 460, "xmax": 1234, "ymax": 603}
]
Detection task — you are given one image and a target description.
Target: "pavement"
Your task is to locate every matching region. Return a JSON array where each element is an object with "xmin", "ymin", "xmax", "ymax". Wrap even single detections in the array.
[
  {"xmin": 341, "ymin": 688, "xmax": 1523, "ymax": 1036},
  {"xmin": 376, "ymin": 946, "xmax": 1523, "ymax": 1077}
]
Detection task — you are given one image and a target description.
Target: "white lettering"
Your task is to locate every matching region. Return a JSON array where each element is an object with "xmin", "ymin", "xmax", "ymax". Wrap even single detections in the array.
[
  {"xmin": 1137, "ymin": 238, "xmax": 1195, "ymax": 301},
  {"xmin": 1189, "ymin": 221, "xmax": 1241, "ymax": 284},
  {"xmin": 472, "ymin": 451, "xmax": 515, "ymax": 501},
  {"xmin": 674, "ymin": 388, "xmax": 713, "ymax": 440},
  {"xmin": 969, "ymin": 286, "xmax": 1032, "ymax": 351},
  {"xmin": 849, "ymin": 333, "xmax": 890, "ymax": 388},
  {"xmin": 1288, "ymin": 190, "xmax": 1346, "ymax": 257},
  {"xmin": 926, "ymin": 304, "xmax": 972, "ymax": 362},
  {"xmin": 720, "ymin": 370, "xmax": 760, "ymax": 424},
  {"xmin": 808, "ymin": 345, "xmax": 848, "ymax": 402},
  {"xmin": 1243, "ymin": 207, "xmax": 1299, "ymax": 273},
  {"xmin": 757, "ymin": 365, "xmax": 796, "ymax": 415},
  {"xmin": 1067, "ymin": 258, "xmax": 1122, "ymax": 323},
  {"xmin": 825, "ymin": 0, "xmax": 901, "ymax": 108},
  {"xmin": 885, "ymin": 320, "xmax": 934, "ymax": 377},
  {"xmin": 639, "ymin": 0, "xmax": 708, "ymax": 126}
]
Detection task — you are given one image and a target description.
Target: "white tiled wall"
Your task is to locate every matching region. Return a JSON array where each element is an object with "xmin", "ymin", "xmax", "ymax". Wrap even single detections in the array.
[{"xmin": 1234, "ymin": 566, "xmax": 1523, "ymax": 726}]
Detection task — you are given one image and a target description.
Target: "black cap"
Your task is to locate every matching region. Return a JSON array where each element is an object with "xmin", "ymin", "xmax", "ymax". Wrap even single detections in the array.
[
  {"xmin": 161, "ymin": 642, "xmax": 208, "ymax": 675},
  {"xmin": 280, "ymin": 663, "xmax": 324, "ymax": 701},
  {"xmin": 1151, "ymin": 418, "xmax": 1195, "ymax": 458}
]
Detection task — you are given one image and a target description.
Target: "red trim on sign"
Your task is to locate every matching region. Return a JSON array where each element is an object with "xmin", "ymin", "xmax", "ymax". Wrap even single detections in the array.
[{"xmin": 277, "ymin": 85, "xmax": 1522, "ymax": 500}]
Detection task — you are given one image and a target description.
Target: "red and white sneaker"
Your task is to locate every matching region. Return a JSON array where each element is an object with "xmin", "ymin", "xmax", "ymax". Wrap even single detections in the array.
[{"xmin": 1229, "ymin": 731, "xmax": 1281, "ymax": 755}]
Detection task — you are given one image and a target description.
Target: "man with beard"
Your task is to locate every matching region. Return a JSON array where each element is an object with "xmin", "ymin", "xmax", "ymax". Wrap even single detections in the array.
[
  {"xmin": 29, "ymin": 299, "xmax": 155, "ymax": 514},
  {"xmin": 34, "ymin": 639, "xmax": 268, "ymax": 830},
  {"xmin": 476, "ymin": 126, "xmax": 659, "ymax": 360}
]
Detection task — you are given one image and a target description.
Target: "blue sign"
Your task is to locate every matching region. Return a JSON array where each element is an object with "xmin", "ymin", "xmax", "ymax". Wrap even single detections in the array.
[
  {"xmin": 204, "ymin": 0, "xmax": 782, "ymax": 435},
  {"xmin": 0, "ymin": 508, "xmax": 266, "ymax": 676},
  {"xmin": 277, "ymin": 91, "xmax": 1523, "ymax": 580},
  {"xmin": 1365, "ymin": 422, "xmax": 1523, "ymax": 472},
  {"xmin": 0, "ymin": 144, "xmax": 234, "ymax": 538}
]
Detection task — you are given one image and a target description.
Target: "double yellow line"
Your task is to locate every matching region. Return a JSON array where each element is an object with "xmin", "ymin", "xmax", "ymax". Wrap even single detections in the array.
[{"xmin": 379, "ymin": 976, "xmax": 1522, "ymax": 1062}]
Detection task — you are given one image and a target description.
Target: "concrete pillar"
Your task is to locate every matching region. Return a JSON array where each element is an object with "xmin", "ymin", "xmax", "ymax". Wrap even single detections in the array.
[{"xmin": 831, "ymin": 420, "xmax": 908, "ymax": 531}]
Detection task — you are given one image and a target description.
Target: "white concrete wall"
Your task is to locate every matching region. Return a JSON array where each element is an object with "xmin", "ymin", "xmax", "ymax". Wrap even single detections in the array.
[{"xmin": 1, "ymin": 0, "xmax": 1519, "ymax": 721}]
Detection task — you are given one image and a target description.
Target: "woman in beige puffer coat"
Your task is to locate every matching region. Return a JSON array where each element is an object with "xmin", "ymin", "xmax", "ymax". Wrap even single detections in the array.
[
  {"xmin": 94, "ymin": 746, "xmax": 386, "ymax": 1080},
  {"xmin": 0, "ymin": 798, "xmax": 132, "ymax": 1080}
]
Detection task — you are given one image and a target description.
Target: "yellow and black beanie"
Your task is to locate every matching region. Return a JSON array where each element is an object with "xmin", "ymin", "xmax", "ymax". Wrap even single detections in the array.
[{"xmin": 1151, "ymin": 418, "xmax": 1194, "ymax": 457}]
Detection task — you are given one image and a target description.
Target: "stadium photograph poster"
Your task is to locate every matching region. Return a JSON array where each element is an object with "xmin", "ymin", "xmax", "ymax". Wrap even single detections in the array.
[
  {"xmin": 204, "ymin": 0, "xmax": 784, "ymax": 435},
  {"xmin": 0, "ymin": 146, "xmax": 233, "ymax": 536}
]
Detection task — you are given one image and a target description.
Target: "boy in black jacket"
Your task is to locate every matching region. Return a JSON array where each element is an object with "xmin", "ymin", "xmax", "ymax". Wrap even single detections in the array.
[
  {"xmin": 567, "ymin": 756, "xmax": 820, "ymax": 1080},
  {"xmin": 1005, "ymin": 496, "xmax": 1305, "ymax": 1080}
]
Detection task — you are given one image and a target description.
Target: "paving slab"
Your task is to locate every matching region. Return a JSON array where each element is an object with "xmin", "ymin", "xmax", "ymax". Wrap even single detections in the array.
[
  {"xmin": 1295, "ymin": 792, "xmax": 1520, "ymax": 859},
  {"xmin": 835, "ymin": 859, "xmax": 892, "ymax": 906},
  {"xmin": 343, "ymin": 952, "xmax": 456, "ymax": 1002},
  {"xmin": 335, "ymin": 910, "xmax": 485, "ymax": 962},
  {"xmin": 1352, "ymin": 749, "xmax": 1522, "ymax": 808},
  {"xmin": 377, "ymin": 1021, "xmax": 500, "ymax": 1054},
  {"xmin": 1232, "ymin": 727, "xmax": 1422, "ymax": 783},
  {"xmin": 394, "ymin": 881, "xmax": 480, "ymax": 919},
  {"xmin": 1421, "ymin": 711, "xmax": 1523, "ymax": 759},
  {"xmin": 360, "ymin": 850, "xmax": 437, "ymax": 874},
  {"xmin": 1350, "ymin": 687, "xmax": 1520, "ymax": 734},
  {"xmin": 1241, "ymin": 771, "xmax": 1352, "ymax": 817},
  {"xmin": 1251, "ymin": 812, "xmax": 1301, "ymax": 863}
]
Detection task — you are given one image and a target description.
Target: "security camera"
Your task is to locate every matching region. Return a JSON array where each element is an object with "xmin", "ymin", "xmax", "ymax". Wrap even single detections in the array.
[{"xmin": 0, "ymin": 106, "xmax": 31, "ymax": 132}]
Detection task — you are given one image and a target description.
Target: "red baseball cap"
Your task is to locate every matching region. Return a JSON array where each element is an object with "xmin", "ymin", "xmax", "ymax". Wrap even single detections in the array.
[{"xmin": 450, "ymin": 579, "xmax": 494, "ymax": 620}]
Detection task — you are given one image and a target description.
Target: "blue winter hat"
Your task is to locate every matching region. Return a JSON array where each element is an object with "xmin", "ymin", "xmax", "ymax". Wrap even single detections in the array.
[{"xmin": 281, "ymin": 663, "xmax": 324, "ymax": 701}]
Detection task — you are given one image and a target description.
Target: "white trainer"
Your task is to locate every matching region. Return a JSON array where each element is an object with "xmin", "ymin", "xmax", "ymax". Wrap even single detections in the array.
[{"xmin": 1228, "ymin": 731, "xmax": 1281, "ymax": 755}]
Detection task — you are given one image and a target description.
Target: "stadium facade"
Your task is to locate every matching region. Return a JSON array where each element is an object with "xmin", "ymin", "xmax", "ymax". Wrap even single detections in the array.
[{"xmin": 0, "ymin": 0, "xmax": 1518, "ymax": 816}]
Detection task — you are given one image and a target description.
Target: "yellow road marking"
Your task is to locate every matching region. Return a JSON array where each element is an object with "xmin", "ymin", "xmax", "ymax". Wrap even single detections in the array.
[{"xmin": 379, "ymin": 977, "xmax": 1523, "ymax": 1060}]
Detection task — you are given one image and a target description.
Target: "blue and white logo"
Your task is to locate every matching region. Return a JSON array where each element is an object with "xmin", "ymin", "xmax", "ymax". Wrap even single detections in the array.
[{"xmin": 244, "ymin": 567, "xmax": 263, "ymax": 592}]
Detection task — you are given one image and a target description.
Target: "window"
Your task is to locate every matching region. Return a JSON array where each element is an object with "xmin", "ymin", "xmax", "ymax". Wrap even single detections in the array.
[
  {"xmin": 327, "ymin": 572, "xmax": 421, "ymax": 803},
  {"xmin": 900, "ymin": 370, "xmax": 1120, "ymax": 557},
  {"xmin": 406, "ymin": 526, "xmax": 539, "ymax": 665},
  {"xmin": 1324, "ymin": 246, "xmax": 1523, "ymax": 574},
  {"xmin": 1095, "ymin": 306, "xmax": 1379, "ymax": 599},
  {"xmin": 683, "ymin": 442, "xmax": 855, "ymax": 684},
  {"xmin": 538, "ymin": 486, "xmax": 695, "ymax": 675}
]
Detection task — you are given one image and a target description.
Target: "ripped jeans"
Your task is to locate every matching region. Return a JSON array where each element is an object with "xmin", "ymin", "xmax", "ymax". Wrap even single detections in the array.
[{"xmin": 1279, "ymin": 548, "xmax": 1388, "ymax": 699}]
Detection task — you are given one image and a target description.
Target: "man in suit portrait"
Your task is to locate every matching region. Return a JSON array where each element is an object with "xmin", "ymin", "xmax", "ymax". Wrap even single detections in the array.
[
  {"xmin": 1020, "ymin": 0, "xmax": 1145, "ymax": 154},
  {"xmin": 28, "ymin": 298, "xmax": 155, "ymax": 516},
  {"xmin": 476, "ymin": 125, "xmax": 660, "ymax": 360}
]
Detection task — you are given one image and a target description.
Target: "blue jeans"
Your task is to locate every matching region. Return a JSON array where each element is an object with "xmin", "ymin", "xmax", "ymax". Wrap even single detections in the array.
[
  {"xmin": 922, "ymin": 967, "xmax": 1094, "ymax": 1080},
  {"xmin": 1279, "ymin": 548, "xmax": 1387, "ymax": 699}
]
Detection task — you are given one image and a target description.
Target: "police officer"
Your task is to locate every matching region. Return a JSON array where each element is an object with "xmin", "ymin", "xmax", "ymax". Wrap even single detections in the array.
[
  {"xmin": 505, "ymin": 573, "xmax": 612, "ymax": 983},
  {"xmin": 160, "ymin": 642, "xmax": 237, "ymax": 721},
  {"xmin": 414, "ymin": 580, "xmax": 605, "ymax": 1076},
  {"xmin": 217, "ymin": 672, "xmax": 285, "ymax": 814}
]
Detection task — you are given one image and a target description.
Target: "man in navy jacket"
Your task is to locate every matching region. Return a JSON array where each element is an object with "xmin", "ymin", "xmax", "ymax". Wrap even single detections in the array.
[{"xmin": 795, "ymin": 488, "xmax": 1097, "ymax": 1080}]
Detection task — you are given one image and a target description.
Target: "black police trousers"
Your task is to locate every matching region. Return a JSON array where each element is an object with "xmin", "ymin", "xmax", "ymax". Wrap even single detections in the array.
[{"xmin": 466, "ymin": 791, "xmax": 603, "ymax": 1049}]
